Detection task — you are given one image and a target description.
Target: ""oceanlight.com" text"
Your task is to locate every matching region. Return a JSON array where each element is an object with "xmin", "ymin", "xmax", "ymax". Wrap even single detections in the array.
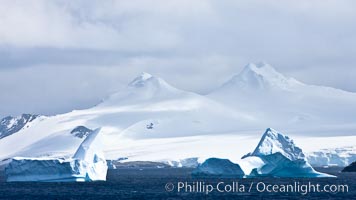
[{"xmin": 165, "ymin": 181, "xmax": 349, "ymax": 195}]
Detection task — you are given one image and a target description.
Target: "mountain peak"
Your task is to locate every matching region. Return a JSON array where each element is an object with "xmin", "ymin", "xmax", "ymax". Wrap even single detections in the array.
[
  {"xmin": 99, "ymin": 72, "xmax": 182, "ymax": 106},
  {"xmin": 251, "ymin": 128, "xmax": 305, "ymax": 161},
  {"xmin": 128, "ymin": 72, "xmax": 154, "ymax": 88},
  {"xmin": 127, "ymin": 72, "xmax": 179, "ymax": 92},
  {"xmin": 240, "ymin": 62, "xmax": 285, "ymax": 83},
  {"xmin": 219, "ymin": 62, "xmax": 303, "ymax": 91}
]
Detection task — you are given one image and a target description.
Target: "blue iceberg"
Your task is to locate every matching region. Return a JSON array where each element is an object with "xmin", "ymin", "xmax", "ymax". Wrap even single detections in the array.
[
  {"xmin": 5, "ymin": 128, "xmax": 108, "ymax": 182},
  {"xmin": 241, "ymin": 128, "xmax": 334, "ymax": 178},
  {"xmin": 192, "ymin": 158, "xmax": 244, "ymax": 177}
]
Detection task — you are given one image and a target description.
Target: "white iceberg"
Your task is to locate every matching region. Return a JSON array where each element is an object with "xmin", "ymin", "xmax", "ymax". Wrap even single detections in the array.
[
  {"xmin": 241, "ymin": 128, "xmax": 334, "ymax": 178},
  {"xmin": 192, "ymin": 158, "xmax": 244, "ymax": 177},
  {"xmin": 5, "ymin": 128, "xmax": 107, "ymax": 182}
]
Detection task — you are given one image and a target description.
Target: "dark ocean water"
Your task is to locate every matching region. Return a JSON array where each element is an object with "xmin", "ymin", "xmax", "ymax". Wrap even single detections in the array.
[{"xmin": 0, "ymin": 167, "xmax": 354, "ymax": 200}]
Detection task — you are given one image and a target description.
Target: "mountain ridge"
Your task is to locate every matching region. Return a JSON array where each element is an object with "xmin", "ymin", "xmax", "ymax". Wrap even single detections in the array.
[{"xmin": 0, "ymin": 63, "xmax": 355, "ymax": 168}]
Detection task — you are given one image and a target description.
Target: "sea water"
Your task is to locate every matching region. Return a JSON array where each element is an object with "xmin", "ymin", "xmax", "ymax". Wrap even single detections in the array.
[{"xmin": 0, "ymin": 167, "xmax": 354, "ymax": 199}]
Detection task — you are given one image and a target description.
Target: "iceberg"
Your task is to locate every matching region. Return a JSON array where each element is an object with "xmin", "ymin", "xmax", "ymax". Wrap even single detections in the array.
[
  {"xmin": 192, "ymin": 158, "xmax": 244, "ymax": 177},
  {"xmin": 241, "ymin": 128, "xmax": 334, "ymax": 178},
  {"xmin": 5, "ymin": 128, "xmax": 107, "ymax": 182}
]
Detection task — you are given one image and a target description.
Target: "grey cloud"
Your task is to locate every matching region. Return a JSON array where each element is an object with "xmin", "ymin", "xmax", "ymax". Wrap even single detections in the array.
[{"xmin": 1, "ymin": 0, "xmax": 356, "ymax": 117}]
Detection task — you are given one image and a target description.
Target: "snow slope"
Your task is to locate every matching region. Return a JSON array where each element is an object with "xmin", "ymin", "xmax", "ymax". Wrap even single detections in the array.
[{"xmin": 0, "ymin": 65, "xmax": 355, "ymax": 167}]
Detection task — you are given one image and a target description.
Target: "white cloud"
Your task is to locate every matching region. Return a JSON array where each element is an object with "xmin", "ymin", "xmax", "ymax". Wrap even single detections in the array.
[{"xmin": 0, "ymin": 0, "xmax": 216, "ymax": 50}]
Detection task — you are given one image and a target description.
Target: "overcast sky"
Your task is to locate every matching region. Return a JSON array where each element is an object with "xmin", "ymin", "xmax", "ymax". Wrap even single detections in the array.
[{"xmin": 1, "ymin": 0, "xmax": 356, "ymax": 118}]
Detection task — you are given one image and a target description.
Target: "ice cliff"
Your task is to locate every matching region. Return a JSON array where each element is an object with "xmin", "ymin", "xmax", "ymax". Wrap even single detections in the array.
[{"xmin": 5, "ymin": 128, "xmax": 107, "ymax": 182}]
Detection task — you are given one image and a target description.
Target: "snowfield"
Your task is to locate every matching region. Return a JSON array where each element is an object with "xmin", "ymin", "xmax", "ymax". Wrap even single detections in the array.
[{"xmin": 0, "ymin": 63, "xmax": 355, "ymax": 168}]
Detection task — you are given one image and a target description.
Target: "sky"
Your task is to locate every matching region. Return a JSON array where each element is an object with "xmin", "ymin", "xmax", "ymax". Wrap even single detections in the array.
[{"xmin": 1, "ymin": 0, "xmax": 356, "ymax": 118}]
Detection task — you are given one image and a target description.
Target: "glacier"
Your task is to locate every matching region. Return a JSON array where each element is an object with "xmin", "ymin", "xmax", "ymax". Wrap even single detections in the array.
[
  {"xmin": 240, "ymin": 128, "xmax": 334, "ymax": 178},
  {"xmin": 192, "ymin": 158, "xmax": 244, "ymax": 177},
  {"xmin": 5, "ymin": 128, "xmax": 107, "ymax": 182}
]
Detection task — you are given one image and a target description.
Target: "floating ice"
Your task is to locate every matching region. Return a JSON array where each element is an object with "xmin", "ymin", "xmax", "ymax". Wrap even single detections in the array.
[{"xmin": 5, "ymin": 128, "xmax": 107, "ymax": 182}]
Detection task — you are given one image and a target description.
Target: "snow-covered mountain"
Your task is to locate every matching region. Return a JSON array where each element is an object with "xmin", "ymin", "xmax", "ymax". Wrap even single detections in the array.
[
  {"xmin": 99, "ymin": 72, "xmax": 183, "ymax": 106},
  {"xmin": 209, "ymin": 62, "xmax": 356, "ymax": 134},
  {"xmin": 94, "ymin": 72, "xmax": 253, "ymax": 139},
  {"xmin": 0, "ymin": 64, "xmax": 355, "ymax": 167},
  {"xmin": 215, "ymin": 62, "xmax": 303, "ymax": 91},
  {"xmin": 0, "ymin": 114, "xmax": 39, "ymax": 139},
  {"xmin": 0, "ymin": 72, "xmax": 252, "ymax": 161}
]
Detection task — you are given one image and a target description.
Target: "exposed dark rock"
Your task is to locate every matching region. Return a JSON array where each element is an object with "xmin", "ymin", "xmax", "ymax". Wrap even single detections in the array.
[
  {"xmin": 0, "ymin": 114, "xmax": 39, "ymax": 139},
  {"xmin": 70, "ymin": 126, "xmax": 93, "ymax": 138}
]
